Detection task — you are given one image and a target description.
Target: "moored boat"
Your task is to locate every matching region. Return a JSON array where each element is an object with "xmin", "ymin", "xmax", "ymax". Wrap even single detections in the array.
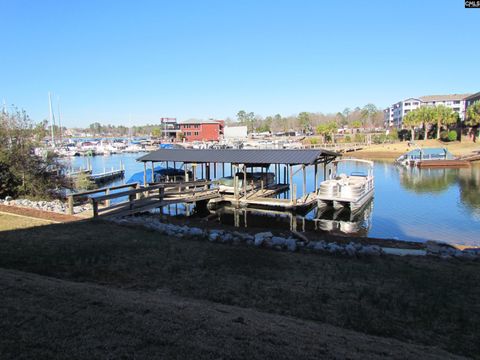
[{"xmin": 317, "ymin": 159, "xmax": 374, "ymax": 212}]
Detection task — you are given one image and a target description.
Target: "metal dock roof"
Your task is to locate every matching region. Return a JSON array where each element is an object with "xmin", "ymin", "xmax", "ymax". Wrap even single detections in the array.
[{"xmin": 137, "ymin": 148, "xmax": 339, "ymax": 165}]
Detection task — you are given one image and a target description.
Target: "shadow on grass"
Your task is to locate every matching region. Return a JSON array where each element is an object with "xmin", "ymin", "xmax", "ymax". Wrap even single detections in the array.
[{"xmin": 0, "ymin": 219, "xmax": 479, "ymax": 358}]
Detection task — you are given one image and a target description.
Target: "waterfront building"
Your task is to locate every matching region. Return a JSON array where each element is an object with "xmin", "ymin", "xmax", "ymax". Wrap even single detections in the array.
[
  {"xmin": 465, "ymin": 92, "xmax": 480, "ymax": 109},
  {"xmin": 384, "ymin": 93, "xmax": 472, "ymax": 128},
  {"xmin": 178, "ymin": 119, "xmax": 225, "ymax": 142}
]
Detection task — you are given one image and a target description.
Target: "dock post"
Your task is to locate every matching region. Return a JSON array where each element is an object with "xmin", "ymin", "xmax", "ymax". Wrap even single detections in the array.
[
  {"xmin": 292, "ymin": 184, "xmax": 297, "ymax": 205},
  {"xmin": 151, "ymin": 161, "xmax": 155, "ymax": 183},
  {"xmin": 302, "ymin": 165, "xmax": 306, "ymax": 199},
  {"xmin": 135, "ymin": 183, "xmax": 141, "ymax": 200},
  {"xmin": 68, "ymin": 195, "xmax": 74, "ymax": 215},
  {"xmin": 314, "ymin": 163, "xmax": 318, "ymax": 192},
  {"xmin": 222, "ymin": 163, "xmax": 225, "ymax": 177},
  {"xmin": 243, "ymin": 165, "xmax": 247, "ymax": 197},
  {"xmin": 105, "ymin": 188, "xmax": 110, "ymax": 207},
  {"xmin": 92, "ymin": 199, "xmax": 98, "ymax": 218},
  {"xmin": 289, "ymin": 165, "xmax": 293, "ymax": 203},
  {"xmin": 143, "ymin": 162, "xmax": 147, "ymax": 186}
]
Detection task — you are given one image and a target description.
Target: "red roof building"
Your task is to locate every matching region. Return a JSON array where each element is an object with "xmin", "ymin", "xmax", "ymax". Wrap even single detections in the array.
[{"xmin": 179, "ymin": 119, "xmax": 224, "ymax": 142}]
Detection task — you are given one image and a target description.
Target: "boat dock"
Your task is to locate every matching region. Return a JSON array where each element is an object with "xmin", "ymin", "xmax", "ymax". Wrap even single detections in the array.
[
  {"xmin": 89, "ymin": 169, "xmax": 125, "ymax": 185},
  {"xmin": 137, "ymin": 148, "xmax": 340, "ymax": 213},
  {"xmin": 68, "ymin": 149, "xmax": 340, "ymax": 218}
]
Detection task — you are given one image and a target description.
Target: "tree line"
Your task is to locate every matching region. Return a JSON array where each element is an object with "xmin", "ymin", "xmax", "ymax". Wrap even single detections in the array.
[
  {"xmin": 234, "ymin": 104, "xmax": 384, "ymax": 134},
  {"xmin": 403, "ymin": 102, "xmax": 480, "ymax": 141}
]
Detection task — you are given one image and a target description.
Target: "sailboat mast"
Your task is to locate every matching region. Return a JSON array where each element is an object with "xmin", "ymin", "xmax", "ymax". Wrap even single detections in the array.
[
  {"xmin": 48, "ymin": 92, "xmax": 55, "ymax": 147},
  {"xmin": 57, "ymin": 96, "xmax": 63, "ymax": 144}
]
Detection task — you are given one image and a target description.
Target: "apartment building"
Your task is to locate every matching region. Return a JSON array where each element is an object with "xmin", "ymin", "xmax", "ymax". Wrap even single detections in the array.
[{"xmin": 384, "ymin": 93, "xmax": 472, "ymax": 128}]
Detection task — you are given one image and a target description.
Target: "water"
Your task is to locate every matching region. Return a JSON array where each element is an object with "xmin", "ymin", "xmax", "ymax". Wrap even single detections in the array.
[{"xmin": 64, "ymin": 153, "xmax": 480, "ymax": 246}]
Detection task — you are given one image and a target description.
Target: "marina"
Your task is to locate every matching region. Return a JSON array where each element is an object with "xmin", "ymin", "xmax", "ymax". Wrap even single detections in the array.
[{"xmin": 63, "ymin": 151, "xmax": 480, "ymax": 247}]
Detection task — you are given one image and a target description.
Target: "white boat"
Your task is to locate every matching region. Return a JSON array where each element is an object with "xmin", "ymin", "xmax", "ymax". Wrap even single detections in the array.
[{"xmin": 317, "ymin": 159, "xmax": 374, "ymax": 212}]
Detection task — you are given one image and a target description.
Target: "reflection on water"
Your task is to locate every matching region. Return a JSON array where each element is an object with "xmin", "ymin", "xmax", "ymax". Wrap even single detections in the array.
[
  {"xmin": 398, "ymin": 166, "xmax": 458, "ymax": 194},
  {"xmin": 66, "ymin": 154, "xmax": 480, "ymax": 246}
]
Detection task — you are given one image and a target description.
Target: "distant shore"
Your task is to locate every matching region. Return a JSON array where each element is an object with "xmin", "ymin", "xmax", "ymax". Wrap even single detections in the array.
[{"xmin": 348, "ymin": 139, "xmax": 480, "ymax": 160}]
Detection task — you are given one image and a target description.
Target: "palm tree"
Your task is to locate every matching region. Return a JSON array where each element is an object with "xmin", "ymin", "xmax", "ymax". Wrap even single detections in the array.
[
  {"xmin": 433, "ymin": 105, "xmax": 457, "ymax": 140},
  {"xmin": 403, "ymin": 111, "xmax": 421, "ymax": 141},
  {"xmin": 466, "ymin": 102, "xmax": 480, "ymax": 142},
  {"xmin": 417, "ymin": 106, "xmax": 435, "ymax": 140}
]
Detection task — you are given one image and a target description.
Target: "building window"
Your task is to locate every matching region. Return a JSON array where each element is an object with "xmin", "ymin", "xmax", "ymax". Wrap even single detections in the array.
[
  {"xmin": 454, "ymin": 101, "xmax": 460, "ymax": 104},
  {"xmin": 404, "ymin": 102, "xmax": 411, "ymax": 106},
  {"xmin": 194, "ymin": 131, "xmax": 199, "ymax": 136},
  {"xmin": 404, "ymin": 110, "xmax": 410, "ymax": 114},
  {"xmin": 413, "ymin": 102, "xmax": 419, "ymax": 105},
  {"xmin": 453, "ymin": 108, "xmax": 460, "ymax": 112}
]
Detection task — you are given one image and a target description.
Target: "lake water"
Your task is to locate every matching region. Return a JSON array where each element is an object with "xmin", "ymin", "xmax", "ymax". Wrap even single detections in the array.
[{"xmin": 64, "ymin": 153, "xmax": 480, "ymax": 247}]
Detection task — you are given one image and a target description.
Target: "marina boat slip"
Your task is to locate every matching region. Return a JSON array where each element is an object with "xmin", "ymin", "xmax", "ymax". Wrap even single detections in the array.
[
  {"xmin": 218, "ymin": 172, "xmax": 275, "ymax": 194},
  {"xmin": 317, "ymin": 159, "xmax": 374, "ymax": 212}
]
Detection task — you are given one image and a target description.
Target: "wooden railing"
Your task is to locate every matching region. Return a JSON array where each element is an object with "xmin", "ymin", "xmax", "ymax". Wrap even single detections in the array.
[
  {"xmin": 88, "ymin": 180, "xmax": 219, "ymax": 218},
  {"xmin": 67, "ymin": 183, "xmax": 140, "ymax": 215}
]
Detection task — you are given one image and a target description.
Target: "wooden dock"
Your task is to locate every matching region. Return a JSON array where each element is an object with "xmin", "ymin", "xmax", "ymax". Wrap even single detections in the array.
[
  {"xmin": 211, "ymin": 183, "xmax": 317, "ymax": 212},
  {"xmin": 68, "ymin": 181, "xmax": 221, "ymax": 218},
  {"xmin": 416, "ymin": 160, "xmax": 470, "ymax": 168},
  {"xmin": 89, "ymin": 169, "xmax": 125, "ymax": 184}
]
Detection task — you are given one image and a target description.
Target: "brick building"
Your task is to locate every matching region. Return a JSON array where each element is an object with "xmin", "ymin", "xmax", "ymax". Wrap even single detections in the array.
[{"xmin": 179, "ymin": 119, "xmax": 224, "ymax": 142}]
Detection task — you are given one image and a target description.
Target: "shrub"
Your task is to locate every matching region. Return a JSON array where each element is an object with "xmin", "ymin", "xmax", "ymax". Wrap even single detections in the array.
[
  {"xmin": 310, "ymin": 138, "xmax": 318, "ymax": 145},
  {"xmin": 440, "ymin": 131, "xmax": 449, "ymax": 141},
  {"xmin": 344, "ymin": 135, "xmax": 351, "ymax": 143},
  {"xmin": 354, "ymin": 134, "xmax": 365, "ymax": 143},
  {"xmin": 448, "ymin": 130, "xmax": 457, "ymax": 142}
]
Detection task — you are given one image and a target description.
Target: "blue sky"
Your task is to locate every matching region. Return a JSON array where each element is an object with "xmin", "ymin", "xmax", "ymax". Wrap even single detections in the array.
[{"xmin": 0, "ymin": 0, "xmax": 478, "ymax": 127}]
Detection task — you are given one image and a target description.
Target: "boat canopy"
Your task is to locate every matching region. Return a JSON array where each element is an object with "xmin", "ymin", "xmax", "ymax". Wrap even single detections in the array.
[{"xmin": 403, "ymin": 148, "xmax": 454, "ymax": 160}]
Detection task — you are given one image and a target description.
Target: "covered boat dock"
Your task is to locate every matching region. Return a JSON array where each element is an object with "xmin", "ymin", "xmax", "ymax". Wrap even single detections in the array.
[{"xmin": 137, "ymin": 149, "xmax": 340, "ymax": 212}]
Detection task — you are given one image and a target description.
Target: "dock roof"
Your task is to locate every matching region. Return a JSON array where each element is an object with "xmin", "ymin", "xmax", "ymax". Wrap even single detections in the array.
[{"xmin": 137, "ymin": 148, "xmax": 339, "ymax": 165}]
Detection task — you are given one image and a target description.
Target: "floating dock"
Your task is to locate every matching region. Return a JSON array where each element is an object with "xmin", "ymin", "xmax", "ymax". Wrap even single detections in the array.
[{"xmin": 416, "ymin": 160, "xmax": 470, "ymax": 168}]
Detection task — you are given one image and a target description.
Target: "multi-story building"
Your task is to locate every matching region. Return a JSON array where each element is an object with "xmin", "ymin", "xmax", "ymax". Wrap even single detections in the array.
[
  {"xmin": 178, "ymin": 119, "xmax": 224, "ymax": 142},
  {"xmin": 465, "ymin": 92, "xmax": 480, "ymax": 111},
  {"xmin": 384, "ymin": 93, "xmax": 472, "ymax": 128}
]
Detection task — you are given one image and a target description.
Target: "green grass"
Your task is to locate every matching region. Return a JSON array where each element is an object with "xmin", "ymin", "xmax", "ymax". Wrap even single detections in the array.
[{"xmin": 0, "ymin": 219, "xmax": 479, "ymax": 358}]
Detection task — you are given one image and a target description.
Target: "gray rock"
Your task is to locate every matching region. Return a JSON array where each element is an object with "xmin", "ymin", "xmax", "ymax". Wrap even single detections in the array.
[
  {"xmin": 271, "ymin": 236, "xmax": 287, "ymax": 247},
  {"xmin": 209, "ymin": 232, "xmax": 220, "ymax": 242},
  {"xmin": 254, "ymin": 231, "xmax": 273, "ymax": 247},
  {"xmin": 327, "ymin": 242, "xmax": 342, "ymax": 253},
  {"xmin": 286, "ymin": 239, "xmax": 297, "ymax": 252},
  {"xmin": 345, "ymin": 243, "xmax": 357, "ymax": 257},
  {"xmin": 188, "ymin": 227, "xmax": 204, "ymax": 237},
  {"xmin": 312, "ymin": 241, "xmax": 325, "ymax": 252}
]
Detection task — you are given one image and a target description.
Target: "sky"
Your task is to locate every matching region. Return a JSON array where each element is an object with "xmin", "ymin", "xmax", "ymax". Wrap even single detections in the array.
[{"xmin": 0, "ymin": 0, "xmax": 479, "ymax": 128}]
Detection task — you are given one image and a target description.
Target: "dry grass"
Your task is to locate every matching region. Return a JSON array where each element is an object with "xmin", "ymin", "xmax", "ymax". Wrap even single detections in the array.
[
  {"xmin": 0, "ymin": 219, "xmax": 479, "ymax": 358},
  {"xmin": 353, "ymin": 139, "xmax": 480, "ymax": 159},
  {"xmin": 0, "ymin": 212, "xmax": 53, "ymax": 231}
]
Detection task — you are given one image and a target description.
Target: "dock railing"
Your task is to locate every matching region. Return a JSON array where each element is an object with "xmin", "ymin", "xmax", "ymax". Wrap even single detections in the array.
[
  {"xmin": 83, "ymin": 180, "xmax": 219, "ymax": 218},
  {"xmin": 67, "ymin": 183, "xmax": 140, "ymax": 215}
]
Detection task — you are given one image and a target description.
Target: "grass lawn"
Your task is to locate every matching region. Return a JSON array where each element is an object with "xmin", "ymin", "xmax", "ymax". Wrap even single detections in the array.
[
  {"xmin": 0, "ymin": 219, "xmax": 479, "ymax": 358},
  {"xmin": 0, "ymin": 212, "xmax": 54, "ymax": 231}
]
